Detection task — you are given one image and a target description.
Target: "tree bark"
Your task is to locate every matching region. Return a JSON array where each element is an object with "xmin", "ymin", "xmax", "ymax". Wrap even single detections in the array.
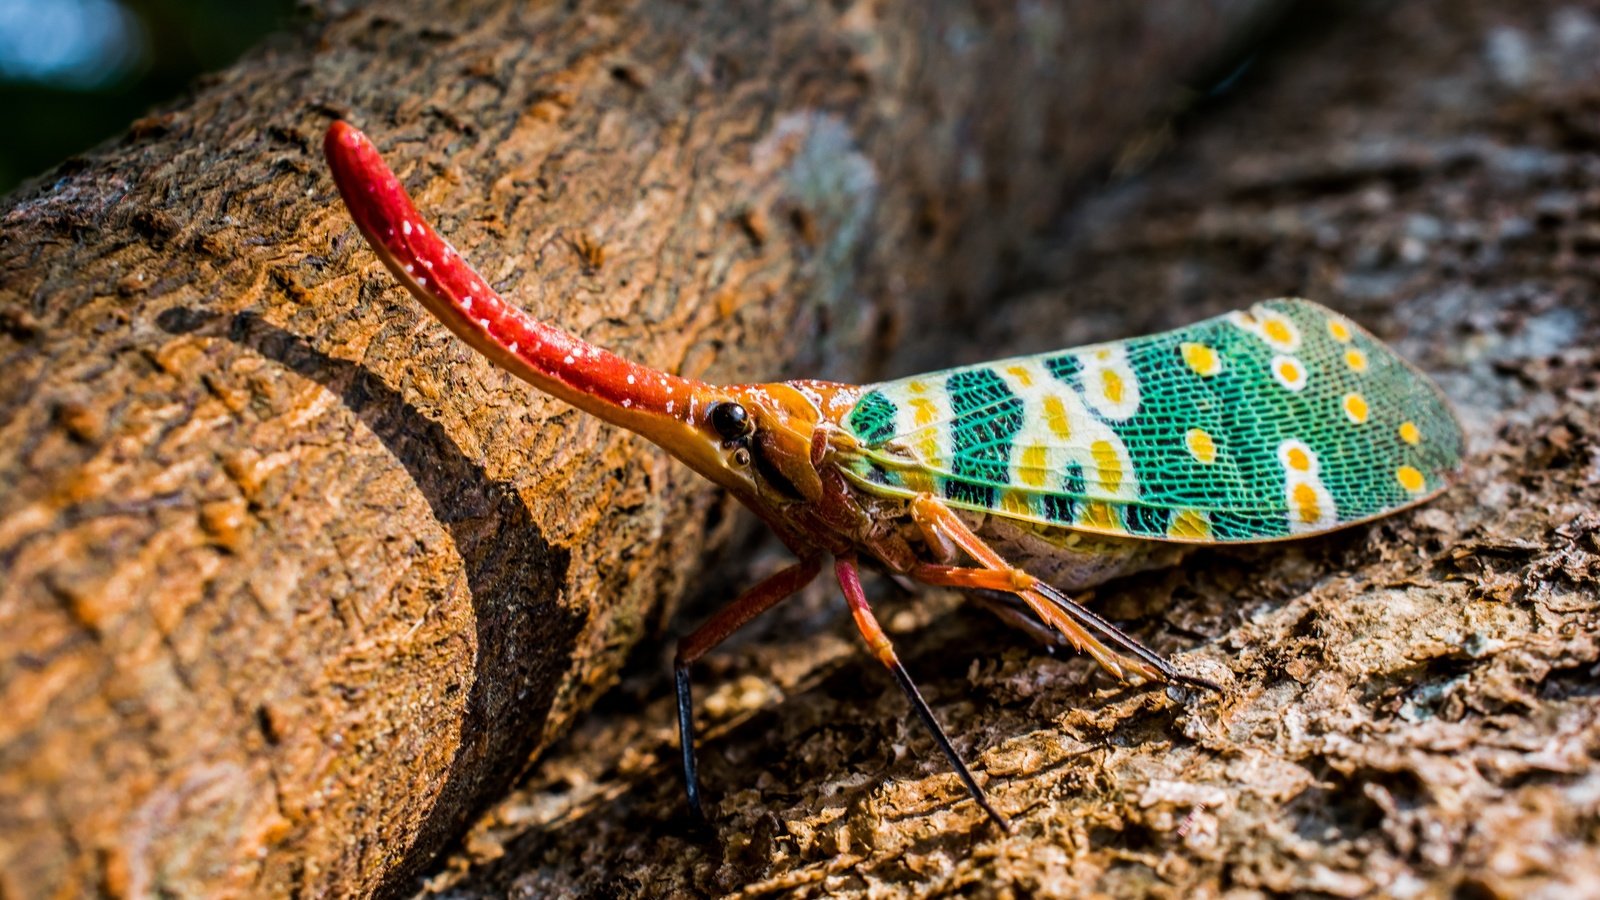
[
  {"xmin": 418, "ymin": 1, "xmax": 1600, "ymax": 897},
  {"xmin": 0, "ymin": 1, "xmax": 1277, "ymax": 895}
]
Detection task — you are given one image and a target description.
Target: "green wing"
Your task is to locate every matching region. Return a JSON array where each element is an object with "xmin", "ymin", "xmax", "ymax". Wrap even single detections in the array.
[{"xmin": 840, "ymin": 299, "xmax": 1463, "ymax": 542}]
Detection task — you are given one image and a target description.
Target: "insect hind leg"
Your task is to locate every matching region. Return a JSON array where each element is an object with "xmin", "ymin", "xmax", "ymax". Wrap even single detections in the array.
[
  {"xmin": 963, "ymin": 589, "xmax": 1067, "ymax": 650},
  {"xmin": 1029, "ymin": 578, "xmax": 1222, "ymax": 693},
  {"xmin": 907, "ymin": 494, "xmax": 1220, "ymax": 693}
]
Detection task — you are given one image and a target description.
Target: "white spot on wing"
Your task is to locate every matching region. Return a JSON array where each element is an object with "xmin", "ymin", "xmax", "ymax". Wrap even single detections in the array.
[
  {"xmin": 877, "ymin": 377, "xmax": 952, "ymax": 469},
  {"xmin": 1277, "ymin": 439, "xmax": 1336, "ymax": 534},
  {"xmin": 1076, "ymin": 343, "xmax": 1140, "ymax": 421},
  {"xmin": 991, "ymin": 358, "xmax": 1138, "ymax": 502},
  {"xmin": 1270, "ymin": 354, "xmax": 1308, "ymax": 391},
  {"xmin": 1276, "ymin": 439, "xmax": 1319, "ymax": 475}
]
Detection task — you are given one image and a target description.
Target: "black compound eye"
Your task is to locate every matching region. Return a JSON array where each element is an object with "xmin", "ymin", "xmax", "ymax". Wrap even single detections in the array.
[{"xmin": 710, "ymin": 402, "xmax": 752, "ymax": 441}]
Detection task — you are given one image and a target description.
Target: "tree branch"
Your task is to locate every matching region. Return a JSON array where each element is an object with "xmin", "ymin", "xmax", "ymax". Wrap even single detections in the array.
[{"xmin": 0, "ymin": 1, "xmax": 1271, "ymax": 894}]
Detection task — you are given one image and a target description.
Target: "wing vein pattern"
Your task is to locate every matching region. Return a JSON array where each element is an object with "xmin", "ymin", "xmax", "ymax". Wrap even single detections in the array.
[{"xmin": 840, "ymin": 299, "xmax": 1463, "ymax": 543}]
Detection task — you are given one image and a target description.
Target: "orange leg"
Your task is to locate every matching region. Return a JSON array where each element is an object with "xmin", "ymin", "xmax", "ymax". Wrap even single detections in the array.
[
  {"xmin": 836, "ymin": 554, "xmax": 1011, "ymax": 830},
  {"xmin": 910, "ymin": 563, "xmax": 1034, "ymax": 593},
  {"xmin": 909, "ymin": 494, "xmax": 1219, "ymax": 692},
  {"xmin": 913, "ymin": 559, "xmax": 1136, "ymax": 679},
  {"xmin": 675, "ymin": 556, "xmax": 822, "ymax": 821},
  {"xmin": 962, "ymin": 590, "xmax": 1070, "ymax": 649}
]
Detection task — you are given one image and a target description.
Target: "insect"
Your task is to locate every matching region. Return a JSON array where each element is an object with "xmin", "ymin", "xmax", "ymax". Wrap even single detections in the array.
[{"xmin": 324, "ymin": 122, "xmax": 1464, "ymax": 830}]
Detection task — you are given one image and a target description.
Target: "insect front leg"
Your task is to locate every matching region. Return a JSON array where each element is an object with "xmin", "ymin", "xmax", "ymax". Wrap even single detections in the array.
[
  {"xmin": 908, "ymin": 494, "xmax": 1220, "ymax": 693},
  {"xmin": 674, "ymin": 556, "xmax": 822, "ymax": 821},
  {"xmin": 835, "ymin": 554, "xmax": 1012, "ymax": 831}
]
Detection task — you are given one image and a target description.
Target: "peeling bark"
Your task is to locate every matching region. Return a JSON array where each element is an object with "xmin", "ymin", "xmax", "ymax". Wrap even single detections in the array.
[
  {"xmin": 421, "ymin": 2, "xmax": 1600, "ymax": 897},
  {"xmin": 0, "ymin": 1, "xmax": 1273, "ymax": 895}
]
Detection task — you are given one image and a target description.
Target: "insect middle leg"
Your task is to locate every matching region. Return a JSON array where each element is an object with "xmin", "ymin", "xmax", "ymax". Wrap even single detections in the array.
[
  {"xmin": 675, "ymin": 556, "xmax": 822, "ymax": 820},
  {"xmin": 908, "ymin": 494, "xmax": 1220, "ymax": 692},
  {"xmin": 835, "ymin": 553, "xmax": 1012, "ymax": 830}
]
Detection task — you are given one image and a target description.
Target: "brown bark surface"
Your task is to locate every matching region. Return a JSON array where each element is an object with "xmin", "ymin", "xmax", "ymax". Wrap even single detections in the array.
[
  {"xmin": 0, "ymin": 1, "xmax": 1276, "ymax": 896},
  {"xmin": 420, "ymin": 2, "xmax": 1600, "ymax": 897}
]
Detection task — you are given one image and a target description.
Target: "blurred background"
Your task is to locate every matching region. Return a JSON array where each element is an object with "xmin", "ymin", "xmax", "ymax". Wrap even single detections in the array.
[{"xmin": 0, "ymin": 0, "xmax": 292, "ymax": 193}]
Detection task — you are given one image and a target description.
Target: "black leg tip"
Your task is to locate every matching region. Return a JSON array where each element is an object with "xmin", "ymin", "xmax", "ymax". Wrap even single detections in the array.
[
  {"xmin": 675, "ymin": 804, "xmax": 718, "ymax": 843},
  {"xmin": 979, "ymin": 801, "xmax": 1014, "ymax": 834}
]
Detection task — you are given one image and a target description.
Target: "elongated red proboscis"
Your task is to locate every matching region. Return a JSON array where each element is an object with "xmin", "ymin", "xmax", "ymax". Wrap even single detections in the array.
[{"xmin": 323, "ymin": 121, "xmax": 710, "ymax": 451}]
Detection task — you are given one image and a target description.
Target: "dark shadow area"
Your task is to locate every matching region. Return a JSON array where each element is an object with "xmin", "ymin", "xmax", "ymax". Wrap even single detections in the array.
[
  {"xmin": 155, "ymin": 306, "xmax": 586, "ymax": 897},
  {"xmin": 0, "ymin": 0, "xmax": 297, "ymax": 193}
]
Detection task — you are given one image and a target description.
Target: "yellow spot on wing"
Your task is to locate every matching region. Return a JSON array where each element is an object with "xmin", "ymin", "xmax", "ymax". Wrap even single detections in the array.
[
  {"xmin": 1286, "ymin": 446, "xmax": 1312, "ymax": 472},
  {"xmin": 1005, "ymin": 365, "xmax": 1035, "ymax": 387},
  {"xmin": 909, "ymin": 397, "xmax": 938, "ymax": 427},
  {"xmin": 1343, "ymin": 393, "xmax": 1370, "ymax": 424},
  {"xmin": 1090, "ymin": 440, "xmax": 1122, "ymax": 492},
  {"xmin": 901, "ymin": 470, "xmax": 935, "ymax": 494},
  {"xmin": 907, "ymin": 380, "xmax": 928, "ymax": 394},
  {"xmin": 1292, "ymin": 482, "xmax": 1322, "ymax": 524},
  {"xmin": 1186, "ymin": 428, "xmax": 1217, "ymax": 464},
  {"xmin": 1328, "ymin": 319, "xmax": 1353, "ymax": 342},
  {"xmin": 1263, "ymin": 317, "xmax": 1294, "ymax": 346},
  {"xmin": 1042, "ymin": 395, "xmax": 1073, "ymax": 439},
  {"xmin": 1101, "ymin": 369, "xmax": 1124, "ymax": 404},
  {"xmin": 1000, "ymin": 490, "xmax": 1034, "ymax": 517},
  {"xmin": 1399, "ymin": 421, "xmax": 1421, "ymax": 445},
  {"xmin": 1278, "ymin": 439, "xmax": 1320, "ymax": 476},
  {"xmin": 1078, "ymin": 501, "xmax": 1123, "ymax": 532},
  {"xmin": 1273, "ymin": 356, "xmax": 1307, "ymax": 391},
  {"xmin": 917, "ymin": 434, "xmax": 941, "ymax": 466},
  {"xmin": 1168, "ymin": 509, "xmax": 1211, "ymax": 540},
  {"xmin": 1345, "ymin": 348, "xmax": 1368, "ymax": 372},
  {"xmin": 1397, "ymin": 466, "xmax": 1426, "ymax": 492},
  {"xmin": 1019, "ymin": 444, "xmax": 1048, "ymax": 487},
  {"xmin": 1181, "ymin": 342, "xmax": 1221, "ymax": 377}
]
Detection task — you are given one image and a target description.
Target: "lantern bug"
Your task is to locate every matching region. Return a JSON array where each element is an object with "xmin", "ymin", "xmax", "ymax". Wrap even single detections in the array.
[{"xmin": 323, "ymin": 122, "xmax": 1464, "ymax": 830}]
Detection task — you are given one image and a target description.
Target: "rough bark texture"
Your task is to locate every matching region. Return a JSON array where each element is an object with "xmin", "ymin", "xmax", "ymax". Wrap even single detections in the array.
[
  {"xmin": 420, "ymin": 2, "xmax": 1600, "ymax": 897},
  {"xmin": 0, "ymin": 1, "xmax": 1276, "ymax": 896}
]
